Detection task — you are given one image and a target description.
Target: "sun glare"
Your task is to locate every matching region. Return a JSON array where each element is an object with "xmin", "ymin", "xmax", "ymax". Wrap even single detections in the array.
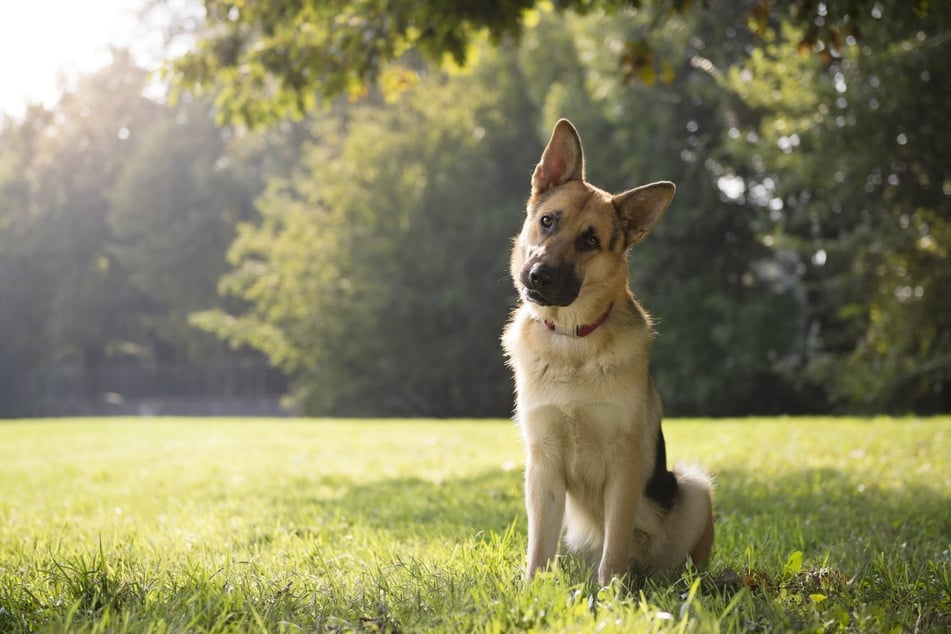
[{"xmin": 0, "ymin": 0, "xmax": 144, "ymax": 116}]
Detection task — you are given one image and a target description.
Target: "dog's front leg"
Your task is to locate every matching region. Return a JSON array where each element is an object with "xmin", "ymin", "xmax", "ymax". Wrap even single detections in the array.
[
  {"xmin": 598, "ymin": 437, "xmax": 641, "ymax": 586},
  {"xmin": 524, "ymin": 452, "xmax": 566, "ymax": 580}
]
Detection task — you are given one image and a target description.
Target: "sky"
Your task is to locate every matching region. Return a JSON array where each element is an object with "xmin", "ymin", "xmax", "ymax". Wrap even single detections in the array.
[{"xmin": 0, "ymin": 0, "xmax": 158, "ymax": 117}]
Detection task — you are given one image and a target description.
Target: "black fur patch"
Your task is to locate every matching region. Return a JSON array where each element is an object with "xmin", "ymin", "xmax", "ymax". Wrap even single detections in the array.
[
  {"xmin": 644, "ymin": 426, "xmax": 679, "ymax": 511},
  {"xmin": 575, "ymin": 227, "xmax": 600, "ymax": 252}
]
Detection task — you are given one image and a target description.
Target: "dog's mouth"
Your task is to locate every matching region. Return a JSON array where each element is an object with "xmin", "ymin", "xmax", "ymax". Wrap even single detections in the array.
[{"xmin": 523, "ymin": 287, "xmax": 558, "ymax": 306}]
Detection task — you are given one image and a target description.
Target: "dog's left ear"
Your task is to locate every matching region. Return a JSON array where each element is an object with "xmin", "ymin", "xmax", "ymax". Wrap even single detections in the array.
[
  {"xmin": 532, "ymin": 119, "xmax": 585, "ymax": 196},
  {"xmin": 613, "ymin": 181, "xmax": 676, "ymax": 246}
]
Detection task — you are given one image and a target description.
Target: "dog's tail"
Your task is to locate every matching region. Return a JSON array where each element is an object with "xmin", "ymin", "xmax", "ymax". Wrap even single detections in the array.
[
  {"xmin": 677, "ymin": 463, "xmax": 715, "ymax": 566},
  {"xmin": 649, "ymin": 463, "xmax": 715, "ymax": 572}
]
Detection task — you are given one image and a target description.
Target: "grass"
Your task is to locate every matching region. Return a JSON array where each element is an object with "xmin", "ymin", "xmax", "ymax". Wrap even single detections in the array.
[{"xmin": 0, "ymin": 417, "xmax": 948, "ymax": 633}]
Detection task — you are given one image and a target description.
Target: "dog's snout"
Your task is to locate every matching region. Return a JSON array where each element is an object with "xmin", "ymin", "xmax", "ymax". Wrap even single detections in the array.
[
  {"xmin": 520, "ymin": 260, "xmax": 581, "ymax": 306},
  {"xmin": 528, "ymin": 263, "xmax": 553, "ymax": 290}
]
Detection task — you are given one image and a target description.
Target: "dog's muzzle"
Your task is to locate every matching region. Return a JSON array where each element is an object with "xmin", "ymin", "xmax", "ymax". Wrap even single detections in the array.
[{"xmin": 520, "ymin": 262, "xmax": 581, "ymax": 307}]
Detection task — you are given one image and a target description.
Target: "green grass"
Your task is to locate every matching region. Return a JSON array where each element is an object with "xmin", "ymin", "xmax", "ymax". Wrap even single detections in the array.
[{"xmin": 0, "ymin": 417, "xmax": 948, "ymax": 633}]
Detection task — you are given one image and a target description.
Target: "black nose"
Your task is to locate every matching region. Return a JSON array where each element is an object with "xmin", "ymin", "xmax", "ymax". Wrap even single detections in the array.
[{"xmin": 528, "ymin": 263, "xmax": 553, "ymax": 290}]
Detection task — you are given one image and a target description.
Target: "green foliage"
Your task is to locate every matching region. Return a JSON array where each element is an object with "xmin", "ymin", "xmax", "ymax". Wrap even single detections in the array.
[
  {"xmin": 199, "ymin": 6, "xmax": 812, "ymax": 416},
  {"xmin": 719, "ymin": 3, "xmax": 951, "ymax": 412},
  {"xmin": 195, "ymin": 48, "xmax": 539, "ymax": 416},
  {"xmin": 0, "ymin": 417, "xmax": 948, "ymax": 632},
  {"xmin": 171, "ymin": 0, "xmax": 542, "ymax": 125},
  {"xmin": 107, "ymin": 96, "xmax": 259, "ymax": 359},
  {"xmin": 0, "ymin": 54, "xmax": 279, "ymax": 415},
  {"xmin": 2, "ymin": 1, "xmax": 949, "ymax": 417},
  {"xmin": 0, "ymin": 53, "xmax": 161, "ymax": 413},
  {"xmin": 170, "ymin": 1, "xmax": 933, "ymax": 127}
]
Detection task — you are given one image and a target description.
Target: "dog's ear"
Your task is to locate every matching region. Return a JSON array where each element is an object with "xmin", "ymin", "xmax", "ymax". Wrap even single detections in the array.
[
  {"xmin": 613, "ymin": 181, "xmax": 676, "ymax": 246},
  {"xmin": 532, "ymin": 119, "xmax": 585, "ymax": 195}
]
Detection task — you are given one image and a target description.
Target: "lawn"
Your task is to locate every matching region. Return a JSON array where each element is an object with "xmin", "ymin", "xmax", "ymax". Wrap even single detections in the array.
[{"xmin": 0, "ymin": 417, "xmax": 948, "ymax": 632}]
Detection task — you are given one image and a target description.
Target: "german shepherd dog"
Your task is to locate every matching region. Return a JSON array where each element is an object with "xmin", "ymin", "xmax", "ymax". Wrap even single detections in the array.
[{"xmin": 502, "ymin": 119, "xmax": 714, "ymax": 585}]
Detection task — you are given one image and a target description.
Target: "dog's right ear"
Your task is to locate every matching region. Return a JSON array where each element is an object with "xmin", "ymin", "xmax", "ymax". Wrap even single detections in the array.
[
  {"xmin": 614, "ymin": 181, "xmax": 676, "ymax": 246},
  {"xmin": 532, "ymin": 119, "xmax": 585, "ymax": 196}
]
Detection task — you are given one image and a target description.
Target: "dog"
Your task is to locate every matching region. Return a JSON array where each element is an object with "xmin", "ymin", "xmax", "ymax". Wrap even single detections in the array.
[{"xmin": 502, "ymin": 119, "xmax": 714, "ymax": 586}]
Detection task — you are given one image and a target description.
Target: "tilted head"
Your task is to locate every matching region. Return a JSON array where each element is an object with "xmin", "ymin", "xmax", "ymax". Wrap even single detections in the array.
[{"xmin": 511, "ymin": 119, "xmax": 676, "ymax": 310}]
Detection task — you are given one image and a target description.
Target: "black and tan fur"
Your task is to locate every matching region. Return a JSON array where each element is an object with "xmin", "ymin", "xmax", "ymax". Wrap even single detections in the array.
[{"xmin": 502, "ymin": 119, "xmax": 714, "ymax": 585}]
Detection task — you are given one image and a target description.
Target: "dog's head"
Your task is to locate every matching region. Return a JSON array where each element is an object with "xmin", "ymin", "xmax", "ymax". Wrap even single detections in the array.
[{"xmin": 511, "ymin": 119, "xmax": 676, "ymax": 311}]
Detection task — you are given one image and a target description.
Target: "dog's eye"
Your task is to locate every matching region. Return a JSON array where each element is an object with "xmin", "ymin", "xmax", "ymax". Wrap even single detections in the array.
[
  {"xmin": 578, "ymin": 229, "xmax": 600, "ymax": 251},
  {"xmin": 540, "ymin": 215, "xmax": 554, "ymax": 228}
]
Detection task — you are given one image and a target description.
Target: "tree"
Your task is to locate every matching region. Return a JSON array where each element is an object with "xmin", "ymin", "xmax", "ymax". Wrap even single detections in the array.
[
  {"xmin": 190, "ymin": 5, "xmax": 815, "ymax": 417},
  {"xmin": 192, "ymin": 46, "xmax": 539, "ymax": 416},
  {"xmin": 719, "ymin": 3, "xmax": 951, "ymax": 411},
  {"xmin": 190, "ymin": 1, "xmax": 950, "ymax": 416},
  {"xmin": 169, "ymin": 0, "xmax": 917, "ymax": 127},
  {"xmin": 5, "ymin": 2, "xmax": 943, "ymax": 417},
  {"xmin": 107, "ymin": 95, "xmax": 258, "ymax": 360},
  {"xmin": 0, "ymin": 52, "xmax": 286, "ymax": 415},
  {"xmin": 0, "ymin": 52, "xmax": 162, "ymax": 414},
  {"xmin": 0, "ymin": 106, "xmax": 59, "ymax": 414}
]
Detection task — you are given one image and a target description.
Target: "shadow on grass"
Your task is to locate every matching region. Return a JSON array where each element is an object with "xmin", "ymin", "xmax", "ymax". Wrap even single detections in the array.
[
  {"xmin": 704, "ymin": 467, "xmax": 951, "ymax": 632},
  {"xmin": 274, "ymin": 468, "xmax": 526, "ymax": 543},
  {"xmin": 713, "ymin": 466, "xmax": 950, "ymax": 562},
  {"xmin": 266, "ymin": 461, "xmax": 949, "ymax": 562}
]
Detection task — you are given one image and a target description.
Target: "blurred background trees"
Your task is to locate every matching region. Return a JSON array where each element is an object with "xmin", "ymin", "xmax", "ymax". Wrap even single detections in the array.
[{"xmin": 1, "ymin": 0, "xmax": 948, "ymax": 417}]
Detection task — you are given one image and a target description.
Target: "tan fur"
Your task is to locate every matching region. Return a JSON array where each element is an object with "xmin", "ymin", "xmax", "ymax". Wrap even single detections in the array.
[{"xmin": 502, "ymin": 119, "xmax": 714, "ymax": 586}]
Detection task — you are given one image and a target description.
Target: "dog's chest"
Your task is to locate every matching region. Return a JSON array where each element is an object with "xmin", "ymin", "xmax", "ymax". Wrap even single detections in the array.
[
  {"xmin": 504, "ymin": 306, "xmax": 653, "ymax": 435},
  {"xmin": 515, "ymin": 337, "xmax": 647, "ymax": 411},
  {"xmin": 521, "ymin": 399, "xmax": 636, "ymax": 506},
  {"xmin": 517, "ymin": 352, "xmax": 647, "ymax": 452}
]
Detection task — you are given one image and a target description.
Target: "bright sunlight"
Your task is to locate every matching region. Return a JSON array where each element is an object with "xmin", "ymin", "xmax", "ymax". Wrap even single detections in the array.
[{"xmin": 0, "ymin": 0, "xmax": 148, "ymax": 116}]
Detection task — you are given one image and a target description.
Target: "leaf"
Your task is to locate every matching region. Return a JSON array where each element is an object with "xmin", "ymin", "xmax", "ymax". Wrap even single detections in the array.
[
  {"xmin": 783, "ymin": 550, "xmax": 804, "ymax": 576},
  {"xmin": 749, "ymin": 1, "xmax": 770, "ymax": 36},
  {"xmin": 620, "ymin": 39, "xmax": 654, "ymax": 85},
  {"xmin": 659, "ymin": 60, "xmax": 676, "ymax": 85}
]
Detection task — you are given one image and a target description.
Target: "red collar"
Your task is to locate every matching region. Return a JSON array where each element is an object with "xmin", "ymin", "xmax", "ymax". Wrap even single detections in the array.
[{"xmin": 544, "ymin": 303, "xmax": 613, "ymax": 337}]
